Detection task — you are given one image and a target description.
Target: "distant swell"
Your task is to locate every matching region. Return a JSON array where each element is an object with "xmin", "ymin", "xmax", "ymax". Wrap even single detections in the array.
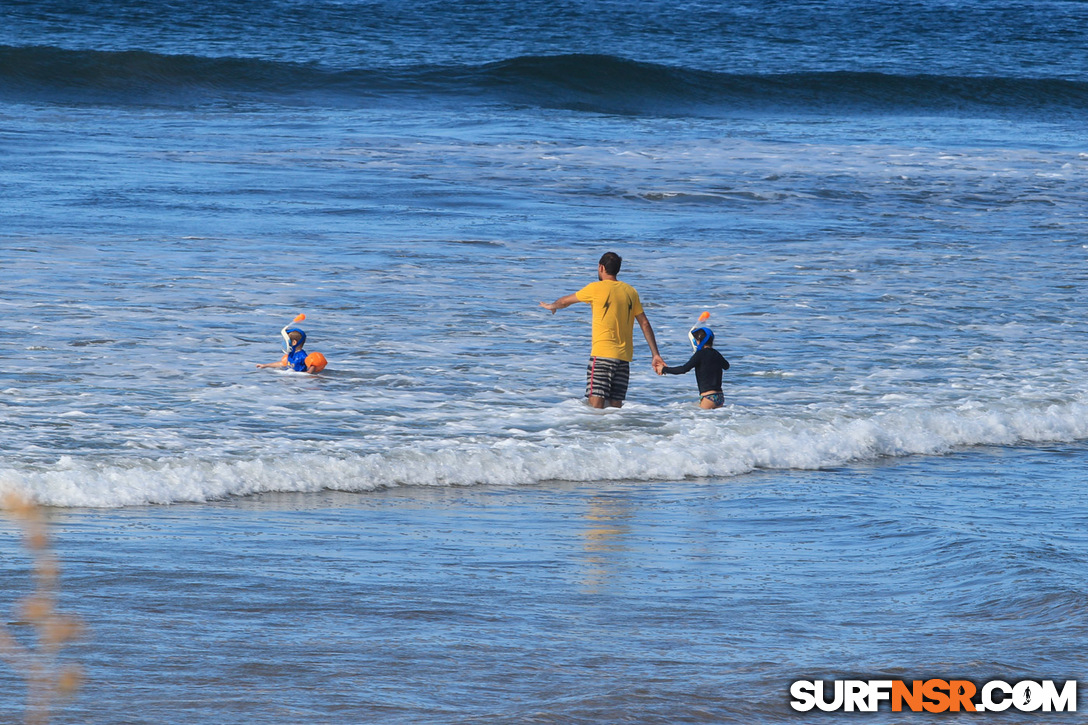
[{"xmin": 3, "ymin": 45, "xmax": 1088, "ymax": 116}]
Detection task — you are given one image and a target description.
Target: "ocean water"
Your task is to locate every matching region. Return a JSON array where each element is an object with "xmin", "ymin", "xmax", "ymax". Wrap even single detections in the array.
[
  {"xmin": 1, "ymin": 448, "xmax": 1086, "ymax": 724},
  {"xmin": 2, "ymin": 0, "xmax": 1087, "ymax": 721}
]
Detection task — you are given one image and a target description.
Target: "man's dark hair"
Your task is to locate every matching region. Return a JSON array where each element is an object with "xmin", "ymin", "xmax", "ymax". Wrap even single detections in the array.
[{"xmin": 598, "ymin": 252, "xmax": 622, "ymax": 276}]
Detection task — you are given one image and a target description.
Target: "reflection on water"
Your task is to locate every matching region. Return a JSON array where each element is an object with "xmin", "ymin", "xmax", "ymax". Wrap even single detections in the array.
[{"xmin": 580, "ymin": 493, "xmax": 634, "ymax": 593}]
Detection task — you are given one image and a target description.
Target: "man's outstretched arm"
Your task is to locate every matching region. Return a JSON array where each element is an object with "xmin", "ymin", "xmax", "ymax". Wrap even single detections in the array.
[
  {"xmin": 539, "ymin": 293, "xmax": 581, "ymax": 314},
  {"xmin": 635, "ymin": 312, "xmax": 665, "ymax": 369}
]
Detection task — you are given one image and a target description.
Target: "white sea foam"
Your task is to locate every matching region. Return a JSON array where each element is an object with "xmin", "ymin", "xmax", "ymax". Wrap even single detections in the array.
[
  {"xmin": 5, "ymin": 106, "xmax": 1088, "ymax": 511},
  {"xmin": 5, "ymin": 397, "xmax": 1086, "ymax": 508}
]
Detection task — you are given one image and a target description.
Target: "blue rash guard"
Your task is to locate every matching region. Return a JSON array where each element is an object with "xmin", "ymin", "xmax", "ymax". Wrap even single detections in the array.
[{"xmin": 286, "ymin": 349, "xmax": 310, "ymax": 372}]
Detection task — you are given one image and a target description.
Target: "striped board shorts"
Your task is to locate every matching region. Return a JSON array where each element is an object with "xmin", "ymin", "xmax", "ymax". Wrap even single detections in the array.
[{"xmin": 586, "ymin": 356, "xmax": 630, "ymax": 402}]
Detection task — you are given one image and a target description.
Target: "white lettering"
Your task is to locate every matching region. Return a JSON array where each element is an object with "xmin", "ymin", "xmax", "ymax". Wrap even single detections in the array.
[
  {"xmin": 814, "ymin": 680, "xmax": 844, "ymax": 712},
  {"xmin": 844, "ymin": 680, "xmax": 869, "ymax": 712},
  {"xmin": 790, "ymin": 681, "xmax": 816, "ymax": 712},
  {"xmin": 867, "ymin": 680, "xmax": 893, "ymax": 711},
  {"xmin": 1014, "ymin": 680, "xmax": 1044, "ymax": 712},
  {"xmin": 1041, "ymin": 680, "xmax": 1077, "ymax": 712},
  {"xmin": 982, "ymin": 680, "xmax": 1012, "ymax": 712},
  {"xmin": 790, "ymin": 677, "xmax": 1076, "ymax": 713}
]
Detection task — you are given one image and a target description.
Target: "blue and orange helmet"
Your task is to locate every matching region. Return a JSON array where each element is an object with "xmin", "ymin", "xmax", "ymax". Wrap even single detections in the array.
[
  {"xmin": 688, "ymin": 326, "xmax": 714, "ymax": 352},
  {"xmin": 281, "ymin": 327, "xmax": 306, "ymax": 352},
  {"xmin": 280, "ymin": 313, "xmax": 308, "ymax": 353},
  {"xmin": 688, "ymin": 311, "xmax": 714, "ymax": 352}
]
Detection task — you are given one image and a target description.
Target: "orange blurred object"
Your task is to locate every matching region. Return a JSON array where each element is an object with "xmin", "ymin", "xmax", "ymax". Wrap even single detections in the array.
[{"xmin": 305, "ymin": 352, "xmax": 328, "ymax": 372}]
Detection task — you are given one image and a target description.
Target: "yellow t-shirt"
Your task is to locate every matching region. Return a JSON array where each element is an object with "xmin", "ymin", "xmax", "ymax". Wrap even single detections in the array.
[{"xmin": 575, "ymin": 280, "xmax": 644, "ymax": 361}]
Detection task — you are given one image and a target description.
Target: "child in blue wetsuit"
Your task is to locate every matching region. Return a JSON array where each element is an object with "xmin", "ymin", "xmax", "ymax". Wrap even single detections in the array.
[
  {"xmin": 256, "ymin": 321, "xmax": 328, "ymax": 374},
  {"xmin": 655, "ymin": 324, "xmax": 729, "ymax": 409}
]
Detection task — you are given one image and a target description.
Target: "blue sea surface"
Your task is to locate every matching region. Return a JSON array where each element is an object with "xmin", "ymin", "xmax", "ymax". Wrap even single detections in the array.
[
  {"xmin": 1, "ymin": 0, "xmax": 1087, "ymax": 721},
  {"xmin": 3, "ymin": 446, "xmax": 1087, "ymax": 723}
]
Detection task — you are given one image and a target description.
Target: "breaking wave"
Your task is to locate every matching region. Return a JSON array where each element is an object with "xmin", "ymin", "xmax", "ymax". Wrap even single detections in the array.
[{"xmin": 4, "ymin": 396, "xmax": 1087, "ymax": 507}]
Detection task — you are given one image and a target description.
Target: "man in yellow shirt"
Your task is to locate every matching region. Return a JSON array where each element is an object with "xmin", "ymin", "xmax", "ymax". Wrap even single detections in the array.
[{"xmin": 540, "ymin": 252, "xmax": 664, "ymax": 408}]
